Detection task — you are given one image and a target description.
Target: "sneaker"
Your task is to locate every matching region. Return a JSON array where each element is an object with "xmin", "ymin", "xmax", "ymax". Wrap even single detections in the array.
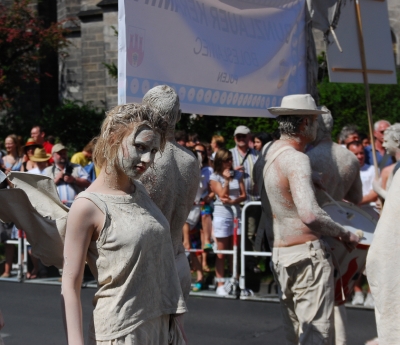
[
  {"xmin": 216, "ymin": 285, "xmax": 229, "ymax": 296},
  {"xmin": 192, "ymin": 281, "xmax": 203, "ymax": 292},
  {"xmin": 224, "ymin": 280, "xmax": 234, "ymax": 295},
  {"xmin": 352, "ymin": 291, "xmax": 365, "ymax": 305},
  {"xmin": 240, "ymin": 288, "xmax": 254, "ymax": 297},
  {"xmin": 364, "ymin": 293, "xmax": 375, "ymax": 308}
]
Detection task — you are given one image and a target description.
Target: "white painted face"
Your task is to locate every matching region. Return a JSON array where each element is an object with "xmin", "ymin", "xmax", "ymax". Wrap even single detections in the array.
[
  {"xmin": 118, "ymin": 126, "xmax": 160, "ymax": 181},
  {"xmin": 302, "ymin": 115, "xmax": 318, "ymax": 142},
  {"xmin": 383, "ymin": 132, "xmax": 398, "ymax": 156}
]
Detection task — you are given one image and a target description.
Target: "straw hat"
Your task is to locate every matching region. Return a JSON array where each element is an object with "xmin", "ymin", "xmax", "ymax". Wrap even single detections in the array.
[
  {"xmin": 268, "ymin": 94, "xmax": 328, "ymax": 116},
  {"xmin": 23, "ymin": 138, "xmax": 41, "ymax": 152},
  {"xmin": 30, "ymin": 148, "xmax": 51, "ymax": 162}
]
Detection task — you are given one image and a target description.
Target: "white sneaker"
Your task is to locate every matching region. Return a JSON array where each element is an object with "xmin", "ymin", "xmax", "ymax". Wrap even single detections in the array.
[
  {"xmin": 216, "ymin": 285, "xmax": 229, "ymax": 296},
  {"xmin": 352, "ymin": 291, "xmax": 365, "ymax": 305},
  {"xmin": 364, "ymin": 293, "xmax": 375, "ymax": 308}
]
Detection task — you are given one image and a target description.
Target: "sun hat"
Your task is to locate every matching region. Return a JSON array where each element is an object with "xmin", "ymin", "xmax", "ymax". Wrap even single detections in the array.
[
  {"xmin": 30, "ymin": 148, "xmax": 51, "ymax": 162},
  {"xmin": 234, "ymin": 125, "xmax": 251, "ymax": 136},
  {"xmin": 23, "ymin": 138, "xmax": 41, "ymax": 152},
  {"xmin": 51, "ymin": 143, "xmax": 67, "ymax": 154},
  {"xmin": 268, "ymin": 94, "xmax": 328, "ymax": 116}
]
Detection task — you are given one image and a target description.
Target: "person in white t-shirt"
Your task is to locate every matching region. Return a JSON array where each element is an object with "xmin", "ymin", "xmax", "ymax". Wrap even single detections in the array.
[
  {"xmin": 347, "ymin": 141, "xmax": 379, "ymax": 218},
  {"xmin": 24, "ymin": 147, "xmax": 52, "ymax": 278},
  {"xmin": 28, "ymin": 147, "xmax": 51, "ymax": 175}
]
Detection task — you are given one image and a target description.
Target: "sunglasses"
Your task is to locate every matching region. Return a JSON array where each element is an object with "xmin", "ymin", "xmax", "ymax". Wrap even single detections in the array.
[{"xmin": 235, "ymin": 134, "xmax": 247, "ymax": 139}]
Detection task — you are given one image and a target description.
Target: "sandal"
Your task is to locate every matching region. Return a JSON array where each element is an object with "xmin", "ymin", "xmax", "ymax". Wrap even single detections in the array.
[
  {"xmin": 0, "ymin": 272, "xmax": 11, "ymax": 278},
  {"xmin": 192, "ymin": 281, "xmax": 203, "ymax": 292},
  {"xmin": 203, "ymin": 243, "xmax": 213, "ymax": 252}
]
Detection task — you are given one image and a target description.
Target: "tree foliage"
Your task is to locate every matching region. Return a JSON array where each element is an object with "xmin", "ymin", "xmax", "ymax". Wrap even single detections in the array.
[{"xmin": 0, "ymin": 0, "xmax": 69, "ymax": 110}]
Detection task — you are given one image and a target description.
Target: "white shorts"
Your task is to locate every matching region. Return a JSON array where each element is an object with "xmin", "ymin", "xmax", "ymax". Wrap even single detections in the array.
[{"xmin": 213, "ymin": 217, "xmax": 241, "ymax": 238}]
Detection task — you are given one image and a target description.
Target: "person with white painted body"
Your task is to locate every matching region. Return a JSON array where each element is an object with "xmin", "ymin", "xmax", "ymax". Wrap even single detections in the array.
[
  {"xmin": 62, "ymin": 103, "xmax": 186, "ymax": 345},
  {"xmin": 307, "ymin": 111, "xmax": 363, "ymax": 345},
  {"xmin": 366, "ymin": 167, "xmax": 400, "ymax": 345},
  {"xmin": 264, "ymin": 94, "xmax": 359, "ymax": 345},
  {"xmin": 372, "ymin": 124, "xmax": 400, "ymax": 201},
  {"xmin": 140, "ymin": 85, "xmax": 199, "ymax": 302}
]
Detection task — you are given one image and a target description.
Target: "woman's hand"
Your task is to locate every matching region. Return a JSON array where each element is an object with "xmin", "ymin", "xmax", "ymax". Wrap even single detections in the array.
[
  {"xmin": 220, "ymin": 197, "xmax": 233, "ymax": 205},
  {"xmin": 222, "ymin": 169, "xmax": 231, "ymax": 180}
]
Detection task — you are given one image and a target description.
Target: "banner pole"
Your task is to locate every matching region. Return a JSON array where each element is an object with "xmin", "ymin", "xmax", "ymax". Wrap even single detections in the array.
[{"xmin": 354, "ymin": 0, "xmax": 380, "ymax": 178}]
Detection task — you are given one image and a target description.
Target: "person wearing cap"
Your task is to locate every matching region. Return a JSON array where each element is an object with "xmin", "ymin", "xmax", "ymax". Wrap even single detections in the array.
[
  {"xmin": 44, "ymin": 144, "xmax": 91, "ymax": 207},
  {"xmin": 21, "ymin": 138, "xmax": 42, "ymax": 172},
  {"xmin": 264, "ymin": 94, "xmax": 360, "ymax": 344},
  {"xmin": 28, "ymin": 148, "xmax": 51, "ymax": 175},
  {"xmin": 230, "ymin": 125, "xmax": 261, "ymax": 275}
]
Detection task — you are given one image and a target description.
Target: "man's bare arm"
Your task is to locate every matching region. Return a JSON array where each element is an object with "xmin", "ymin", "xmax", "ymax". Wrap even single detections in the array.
[{"xmin": 286, "ymin": 153, "xmax": 351, "ymax": 238}]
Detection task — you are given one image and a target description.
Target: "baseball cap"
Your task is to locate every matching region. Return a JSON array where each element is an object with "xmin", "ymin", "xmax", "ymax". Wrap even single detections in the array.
[
  {"xmin": 234, "ymin": 125, "xmax": 251, "ymax": 136},
  {"xmin": 52, "ymin": 143, "xmax": 67, "ymax": 154}
]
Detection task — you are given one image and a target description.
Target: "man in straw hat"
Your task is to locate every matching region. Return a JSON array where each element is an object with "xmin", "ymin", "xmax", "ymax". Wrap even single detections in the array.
[
  {"xmin": 28, "ymin": 147, "xmax": 51, "ymax": 175},
  {"xmin": 264, "ymin": 94, "xmax": 360, "ymax": 344}
]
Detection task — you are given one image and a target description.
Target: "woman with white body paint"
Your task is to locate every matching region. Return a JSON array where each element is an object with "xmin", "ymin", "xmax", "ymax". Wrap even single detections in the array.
[{"xmin": 61, "ymin": 103, "xmax": 186, "ymax": 345}]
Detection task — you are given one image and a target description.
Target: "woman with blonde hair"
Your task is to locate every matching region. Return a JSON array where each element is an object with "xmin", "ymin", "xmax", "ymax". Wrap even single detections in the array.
[
  {"xmin": 3, "ymin": 134, "xmax": 23, "ymax": 173},
  {"xmin": 210, "ymin": 148, "xmax": 246, "ymax": 296},
  {"xmin": 62, "ymin": 103, "xmax": 186, "ymax": 345}
]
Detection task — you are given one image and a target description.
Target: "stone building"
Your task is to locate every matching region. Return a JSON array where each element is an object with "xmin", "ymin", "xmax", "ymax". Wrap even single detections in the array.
[{"xmin": 58, "ymin": 0, "xmax": 118, "ymax": 110}]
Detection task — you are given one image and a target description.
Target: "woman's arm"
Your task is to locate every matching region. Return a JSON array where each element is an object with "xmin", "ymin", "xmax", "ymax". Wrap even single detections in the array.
[
  {"xmin": 221, "ymin": 176, "xmax": 246, "ymax": 205},
  {"xmin": 61, "ymin": 198, "xmax": 102, "ymax": 345},
  {"xmin": 210, "ymin": 171, "xmax": 230, "ymax": 199}
]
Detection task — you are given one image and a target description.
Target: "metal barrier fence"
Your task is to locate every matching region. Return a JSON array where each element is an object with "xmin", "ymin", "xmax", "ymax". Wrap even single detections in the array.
[{"xmin": 239, "ymin": 201, "xmax": 271, "ymax": 295}]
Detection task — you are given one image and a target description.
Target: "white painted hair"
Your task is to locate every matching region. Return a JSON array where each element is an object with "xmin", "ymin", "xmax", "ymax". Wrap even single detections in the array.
[
  {"xmin": 317, "ymin": 107, "xmax": 333, "ymax": 135},
  {"xmin": 374, "ymin": 119, "xmax": 391, "ymax": 131},
  {"xmin": 384, "ymin": 123, "xmax": 400, "ymax": 142},
  {"xmin": 143, "ymin": 85, "xmax": 181, "ymax": 131}
]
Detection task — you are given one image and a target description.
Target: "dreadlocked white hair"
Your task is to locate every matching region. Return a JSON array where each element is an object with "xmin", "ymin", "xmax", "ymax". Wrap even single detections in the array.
[{"xmin": 143, "ymin": 85, "xmax": 181, "ymax": 131}]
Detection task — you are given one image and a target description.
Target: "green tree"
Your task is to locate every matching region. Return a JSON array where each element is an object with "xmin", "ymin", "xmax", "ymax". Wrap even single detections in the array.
[{"xmin": 0, "ymin": 0, "xmax": 69, "ymax": 111}]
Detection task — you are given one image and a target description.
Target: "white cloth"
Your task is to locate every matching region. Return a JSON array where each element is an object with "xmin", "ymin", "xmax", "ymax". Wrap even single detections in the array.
[{"xmin": 28, "ymin": 167, "xmax": 47, "ymax": 175}]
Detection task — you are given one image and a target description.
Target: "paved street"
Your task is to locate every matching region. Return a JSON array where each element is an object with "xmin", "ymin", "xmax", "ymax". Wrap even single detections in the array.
[{"xmin": 0, "ymin": 281, "xmax": 377, "ymax": 344}]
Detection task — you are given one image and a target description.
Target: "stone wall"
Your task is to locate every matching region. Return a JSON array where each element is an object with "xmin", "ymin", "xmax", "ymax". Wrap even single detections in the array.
[{"xmin": 57, "ymin": 0, "xmax": 118, "ymax": 110}]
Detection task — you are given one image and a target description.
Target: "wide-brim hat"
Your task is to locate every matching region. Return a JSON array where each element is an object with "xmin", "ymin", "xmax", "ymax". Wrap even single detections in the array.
[
  {"xmin": 30, "ymin": 148, "xmax": 51, "ymax": 162},
  {"xmin": 268, "ymin": 94, "xmax": 328, "ymax": 116},
  {"xmin": 23, "ymin": 138, "xmax": 41, "ymax": 151}
]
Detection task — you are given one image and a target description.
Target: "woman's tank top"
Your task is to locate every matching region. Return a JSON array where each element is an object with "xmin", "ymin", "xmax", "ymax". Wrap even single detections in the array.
[{"xmin": 76, "ymin": 181, "xmax": 186, "ymax": 341}]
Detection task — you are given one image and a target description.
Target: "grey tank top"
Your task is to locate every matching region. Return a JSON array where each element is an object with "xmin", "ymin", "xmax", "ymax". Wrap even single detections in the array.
[{"xmin": 76, "ymin": 181, "xmax": 186, "ymax": 341}]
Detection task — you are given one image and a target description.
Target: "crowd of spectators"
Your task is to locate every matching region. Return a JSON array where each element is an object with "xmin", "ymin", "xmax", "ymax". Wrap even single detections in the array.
[{"xmin": 0, "ymin": 119, "xmax": 396, "ymax": 304}]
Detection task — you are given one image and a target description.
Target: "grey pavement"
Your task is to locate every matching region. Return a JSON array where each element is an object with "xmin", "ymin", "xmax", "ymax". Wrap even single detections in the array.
[{"xmin": 0, "ymin": 281, "xmax": 377, "ymax": 344}]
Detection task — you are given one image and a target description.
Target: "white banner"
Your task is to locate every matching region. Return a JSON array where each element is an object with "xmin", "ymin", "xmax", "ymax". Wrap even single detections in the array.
[{"xmin": 118, "ymin": 0, "xmax": 307, "ymax": 117}]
